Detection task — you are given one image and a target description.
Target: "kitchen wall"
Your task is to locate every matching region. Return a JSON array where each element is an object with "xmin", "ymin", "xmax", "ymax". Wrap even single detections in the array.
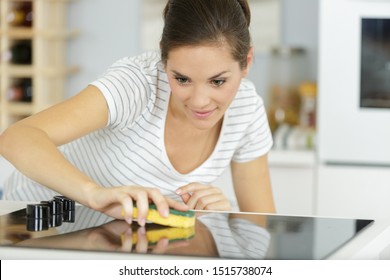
[
  {"xmin": 66, "ymin": 0, "xmax": 141, "ymax": 97},
  {"xmin": 280, "ymin": 0, "xmax": 319, "ymax": 81},
  {"xmin": 65, "ymin": 0, "xmax": 319, "ymax": 101},
  {"xmin": 248, "ymin": 0, "xmax": 319, "ymax": 106}
]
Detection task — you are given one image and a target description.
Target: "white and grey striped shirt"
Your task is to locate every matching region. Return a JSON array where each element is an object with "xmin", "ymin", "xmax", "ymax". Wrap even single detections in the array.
[{"xmin": 3, "ymin": 52, "xmax": 273, "ymax": 202}]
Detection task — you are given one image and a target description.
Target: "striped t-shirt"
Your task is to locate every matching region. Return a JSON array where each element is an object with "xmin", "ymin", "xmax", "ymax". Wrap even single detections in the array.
[{"xmin": 3, "ymin": 52, "xmax": 273, "ymax": 202}]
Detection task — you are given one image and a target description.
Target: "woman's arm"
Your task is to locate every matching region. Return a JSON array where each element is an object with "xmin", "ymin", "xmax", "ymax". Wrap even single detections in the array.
[
  {"xmin": 0, "ymin": 85, "xmax": 108, "ymax": 205},
  {"xmin": 0, "ymin": 86, "xmax": 187, "ymax": 224},
  {"xmin": 231, "ymin": 154, "xmax": 276, "ymax": 213},
  {"xmin": 0, "ymin": 86, "xmax": 108, "ymax": 205}
]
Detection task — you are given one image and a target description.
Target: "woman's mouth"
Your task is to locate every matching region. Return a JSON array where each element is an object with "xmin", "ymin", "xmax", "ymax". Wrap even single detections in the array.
[{"xmin": 190, "ymin": 108, "xmax": 216, "ymax": 119}]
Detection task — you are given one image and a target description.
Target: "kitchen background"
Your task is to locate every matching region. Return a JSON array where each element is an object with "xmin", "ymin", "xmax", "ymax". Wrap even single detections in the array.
[{"xmin": 1, "ymin": 0, "xmax": 389, "ymax": 220}]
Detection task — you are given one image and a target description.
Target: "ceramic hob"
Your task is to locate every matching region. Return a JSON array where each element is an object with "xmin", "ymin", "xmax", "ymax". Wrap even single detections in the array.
[{"xmin": 0, "ymin": 202, "xmax": 374, "ymax": 259}]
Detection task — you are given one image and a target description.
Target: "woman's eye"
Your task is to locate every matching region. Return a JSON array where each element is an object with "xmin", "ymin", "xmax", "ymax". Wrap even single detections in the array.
[
  {"xmin": 175, "ymin": 77, "xmax": 189, "ymax": 85},
  {"xmin": 211, "ymin": 79, "xmax": 225, "ymax": 87}
]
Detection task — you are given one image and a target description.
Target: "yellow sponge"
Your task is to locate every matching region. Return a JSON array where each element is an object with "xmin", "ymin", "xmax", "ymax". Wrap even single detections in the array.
[
  {"xmin": 127, "ymin": 226, "xmax": 195, "ymax": 245},
  {"xmin": 123, "ymin": 204, "xmax": 195, "ymax": 228}
]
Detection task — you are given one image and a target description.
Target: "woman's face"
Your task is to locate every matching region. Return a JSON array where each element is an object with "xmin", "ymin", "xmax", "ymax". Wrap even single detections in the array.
[{"xmin": 165, "ymin": 44, "xmax": 252, "ymax": 131}]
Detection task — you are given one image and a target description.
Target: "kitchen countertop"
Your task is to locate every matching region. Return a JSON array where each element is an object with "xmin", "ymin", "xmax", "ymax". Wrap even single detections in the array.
[{"xmin": 0, "ymin": 200, "xmax": 389, "ymax": 260}]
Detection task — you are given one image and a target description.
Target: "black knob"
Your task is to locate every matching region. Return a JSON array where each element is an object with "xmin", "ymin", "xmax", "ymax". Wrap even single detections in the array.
[
  {"xmin": 54, "ymin": 196, "xmax": 76, "ymax": 223},
  {"xmin": 63, "ymin": 210, "xmax": 76, "ymax": 223},
  {"xmin": 41, "ymin": 199, "xmax": 63, "ymax": 215},
  {"xmin": 26, "ymin": 203, "xmax": 50, "ymax": 219},
  {"xmin": 26, "ymin": 204, "xmax": 50, "ymax": 231},
  {"xmin": 41, "ymin": 200, "xmax": 63, "ymax": 227},
  {"xmin": 54, "ymin": 196, "xmax": 75, "ymax": 211}
]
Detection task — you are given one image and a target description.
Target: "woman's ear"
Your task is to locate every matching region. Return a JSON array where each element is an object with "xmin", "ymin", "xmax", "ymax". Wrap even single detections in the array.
[{"xmin": 242, "ymin": 47, "xmax": 254, "ymax": 77}]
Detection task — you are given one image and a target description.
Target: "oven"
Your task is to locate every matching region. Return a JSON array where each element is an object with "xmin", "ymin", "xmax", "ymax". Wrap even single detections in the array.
[{"xmin": 318, "ymin": 0, "xmax": 390, "ymax": 166}]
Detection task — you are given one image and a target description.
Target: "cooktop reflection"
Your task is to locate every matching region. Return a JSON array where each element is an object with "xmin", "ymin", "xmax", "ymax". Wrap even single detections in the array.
[{"xmin": 0, "ymin": 206, "xmax": 373, "ymax": 259}]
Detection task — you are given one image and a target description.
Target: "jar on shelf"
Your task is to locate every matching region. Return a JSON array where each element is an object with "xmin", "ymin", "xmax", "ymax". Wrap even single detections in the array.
[
  {"xmin": 298, "ymin": 82, "xmax": 317, "ymax": 128},
  {"xmin": 266, "ymin": 47, "xmax": 308, "ymax": 133}
]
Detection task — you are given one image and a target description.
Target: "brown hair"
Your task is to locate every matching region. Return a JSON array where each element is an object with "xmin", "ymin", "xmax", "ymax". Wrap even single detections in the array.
[{"xmin": 160, "ymin": 0, "xmax": 252, "ymax": 69}]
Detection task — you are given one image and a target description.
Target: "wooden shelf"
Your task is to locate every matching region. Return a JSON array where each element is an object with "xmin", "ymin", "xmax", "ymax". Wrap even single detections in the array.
[
  {"xmin": 0, "ymin": 28, "xmax": 34, "ymax": 39},
  {"xmin": 1, "ymin": 65, "xmax": 34, "ymax": 77},
  {"xmin": 0, "ymin": 28, "xmax": 79, "ymax": 40},
  {"xmin": 0, "ymin": 0, "xmax": 78, "ymax": 130},
  {"xmin": 0, "ymin": 65, "xmax": 79, "ymax": 77},
  {"xmin": 7, "ymin": 102, "xmax": 34, "ymax": 116}
]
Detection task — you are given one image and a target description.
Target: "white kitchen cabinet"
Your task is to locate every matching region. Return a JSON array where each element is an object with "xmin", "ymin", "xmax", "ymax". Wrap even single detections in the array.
[
  {"xmin": 316, "ymin": 165, "xmax": 390, "ymax": 220},
  {"xmin": 269, "ymin": 150, "xmax": 316, "ymax": 215},
  {"xmin": 214, "ymin": 149, "xmax": 316, "ymax": 215}
]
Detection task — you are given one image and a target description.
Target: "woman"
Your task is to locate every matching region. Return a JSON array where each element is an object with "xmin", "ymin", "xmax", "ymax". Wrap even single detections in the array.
[{"xmin": 0, "ymin": 0, "xmax": 275, "ymax": 226}]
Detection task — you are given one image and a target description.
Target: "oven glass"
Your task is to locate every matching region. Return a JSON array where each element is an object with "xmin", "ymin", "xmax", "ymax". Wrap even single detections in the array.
[{"xmin": 361, "ymin": 18, "xmax": 390, "ymax": 108}]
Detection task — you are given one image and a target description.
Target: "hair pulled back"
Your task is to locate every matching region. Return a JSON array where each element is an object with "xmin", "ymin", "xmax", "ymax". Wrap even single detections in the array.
[{"xmin": 160, "ymin": 0, "xmax": 252, "ymax": 69}]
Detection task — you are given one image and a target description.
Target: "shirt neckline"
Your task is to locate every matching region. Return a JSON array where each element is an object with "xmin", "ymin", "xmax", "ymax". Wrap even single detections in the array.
[{"xmin": 160, "ymin": 91, "xmax": 228, "ymax": 178}]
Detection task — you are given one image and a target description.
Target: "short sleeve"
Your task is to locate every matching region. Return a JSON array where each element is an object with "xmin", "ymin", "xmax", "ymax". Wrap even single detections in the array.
[
  {"xmin": 232, "ymin": 94, "xmax": 273, "ymax": 162},
  {"xmin": 89, "ymin": 57, "xmax": 152, "ymax": 129}
]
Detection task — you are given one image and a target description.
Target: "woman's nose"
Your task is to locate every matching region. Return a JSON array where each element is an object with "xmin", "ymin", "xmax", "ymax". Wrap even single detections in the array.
[{"xmin": 190, "ymin": 86, "xmax": 210, "ymax": 108}]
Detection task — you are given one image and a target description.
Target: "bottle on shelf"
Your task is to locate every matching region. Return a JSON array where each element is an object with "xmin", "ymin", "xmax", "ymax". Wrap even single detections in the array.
[
  {"xmin": 7, "ymin": 2, "xmax": 33, "ymax": 27},
  {"xmin": 266, "ymin": 47, "xmax": 308, "ymax": 134},
  {"xmin": 7, "ymin": 79, "xmax": 33, "ymax": 103},
  {"xmin": 298, "ymin": 82, "xmax": 317, "ymax": 129},
  {"xmin": 4, "ymin": 40, "xmax": 33, "ymax": 65}
]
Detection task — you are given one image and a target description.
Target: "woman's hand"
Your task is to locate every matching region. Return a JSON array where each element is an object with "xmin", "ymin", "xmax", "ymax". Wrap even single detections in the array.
[
  {"xmin": 176, "ymin": 183, "xmax": 231, "ymax": 211},
  {"xmin": 120, "ymin": 225, "xmax": 190, "ymax": 255},
  {"xmin": 85, "ymin": 220, "xmax": 190, "ymax": 254},
  {"xmin": 18, "ymin": 219, "xmax": 190, "ymax": 254},
  {"xmin": 86, "ymin": 185, "xmax": 189, "ymax": 226}
]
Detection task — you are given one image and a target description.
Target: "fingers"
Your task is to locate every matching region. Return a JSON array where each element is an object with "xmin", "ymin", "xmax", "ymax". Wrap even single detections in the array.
[
  {"xmin": 178, "ymin": 192, "xmax": 191, "ymax": 204},
  {"xmin": 118, "ymin": 194, "xmax": 134, "ymax": 224},
  {"xmin": 147, "ymin": 188, "xmax": 169, "ymax": 218},
  {"xmin": 166, "ymin": 197, "xmax": 189, "ymax": 212},
  {"xmin": 134, "ymin": 192, "xmax": 148, "ymax": 227},
  {"xmin": 120, "ymin": 227, "xmax": 134, "ymax": 252},
  {"xmin": 152, "ymin": 238, "xmax": 169, "ymax": 254},
  {"xmin": 187, "ymin": 192, "xmax": 230, "ymax": 210},
  {"xmin": 135, "ymin": 227, "xmax": 148, "ymax": 253},
  {"xmin": 176, "ymin": 183, "xmax": 209, "ymax": 195},
  {"xmin": 97, "ymin": 185, "xmax": 189, "ymax": 226},
  {"xmin": 123, "ymin": 187, "xmax": 188, "ymax": 226},
  {"xmin": 121, "ymin": 187, "xmax": 166, "ymax": 226},
  {"xmin": 176, "ymin": 183, "xmax": 231, "ymax": 211},
  {"xmin": 122, "ymin": 227, "xmax": 189, "ymax": 255},
  {"xmin": 121, "ymin": 226, "xmax": 149, "ymax": 254}
]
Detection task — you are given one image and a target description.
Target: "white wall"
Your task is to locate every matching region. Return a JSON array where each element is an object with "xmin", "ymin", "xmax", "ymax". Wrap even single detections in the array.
[
  {"xmin": 66, "ymin": 0, "xmax": 141, "ymax": 97},
  {"xmin": 281, "ymin": 0, "xmax": 319, "ymax": 82}
]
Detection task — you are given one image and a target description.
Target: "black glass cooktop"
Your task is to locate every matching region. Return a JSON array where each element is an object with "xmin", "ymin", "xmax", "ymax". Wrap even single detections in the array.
[{"xmin": 0, "ymin": 204, "xmax": 373, "ymax": 259}]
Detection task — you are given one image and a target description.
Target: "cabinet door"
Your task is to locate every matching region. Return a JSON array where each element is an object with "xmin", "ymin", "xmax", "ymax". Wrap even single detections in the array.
[
  {"xmin": 212, "ymin": 153, "xmax": 315, "ymax": 215},
  {"xmin": 316, "ymin": 165, "xmax": 390, "ymax": 219},
  {"xmin": 270, "ymin": 165, "xmax": 314, "ymax": 215}
]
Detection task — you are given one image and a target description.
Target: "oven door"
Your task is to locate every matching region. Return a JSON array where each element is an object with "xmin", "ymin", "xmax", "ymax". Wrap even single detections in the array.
[{"xmin": 318, "ymin": 0, "xmax": 390, "ymax": 166}]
